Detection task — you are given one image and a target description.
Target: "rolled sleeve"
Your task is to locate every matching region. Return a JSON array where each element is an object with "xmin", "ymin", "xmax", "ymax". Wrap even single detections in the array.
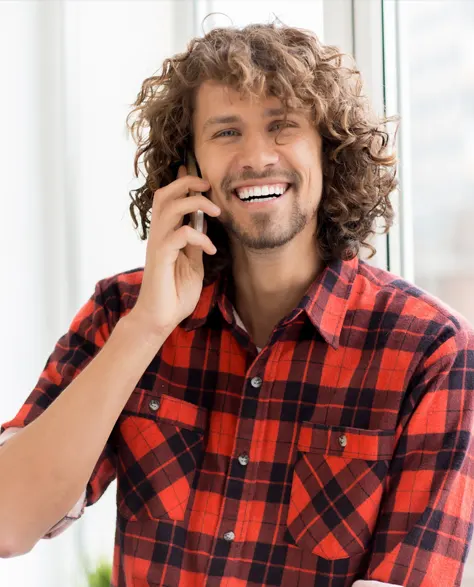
[{"xmin": 42, "ymin": 489, "xmax": 87, "ymax": 539}]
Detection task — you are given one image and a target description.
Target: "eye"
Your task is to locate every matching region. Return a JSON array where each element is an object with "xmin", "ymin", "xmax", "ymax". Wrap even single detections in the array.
[
  {"xmin": 272, "ymin": 121, "xmax": 299, "ymax": 132},
  {"xmin": 215, "ymin": 129, "xmax": 239, "ymax": 138},
  {"xmin": 214, "ymin": 121, "xmax": 297, "ymax": 139}
]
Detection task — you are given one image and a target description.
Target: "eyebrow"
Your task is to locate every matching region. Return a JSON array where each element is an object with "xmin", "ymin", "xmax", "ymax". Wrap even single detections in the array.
[{"xmin": 202, "ymin": 107, "xmax": 297, "ymax": 132}]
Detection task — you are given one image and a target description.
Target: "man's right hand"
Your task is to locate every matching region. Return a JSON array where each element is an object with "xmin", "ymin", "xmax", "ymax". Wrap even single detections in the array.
[{"xmin": 128, "ymin": 164, "xmax": 221, "ymax": 339}]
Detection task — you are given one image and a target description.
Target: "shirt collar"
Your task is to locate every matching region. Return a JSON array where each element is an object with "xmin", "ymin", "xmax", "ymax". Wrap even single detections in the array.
[{"xmin": 181, "ymin": 256, "xmax": 358, "ymax": 350}]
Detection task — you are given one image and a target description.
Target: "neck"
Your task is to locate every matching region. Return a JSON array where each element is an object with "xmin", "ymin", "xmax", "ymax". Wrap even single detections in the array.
[{"xmin": 231, "ymin": 238, "xmax": 324, "ymax": 348}]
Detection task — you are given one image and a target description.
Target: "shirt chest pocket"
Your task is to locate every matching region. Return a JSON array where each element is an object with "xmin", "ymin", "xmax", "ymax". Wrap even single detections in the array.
[
  {"xmin": 287, "ymin": 422, "xmax": 396, "ymax": 560},
  {"xmin": 117, "ymin": 390, "xmax": 208, "ymax": 522}
]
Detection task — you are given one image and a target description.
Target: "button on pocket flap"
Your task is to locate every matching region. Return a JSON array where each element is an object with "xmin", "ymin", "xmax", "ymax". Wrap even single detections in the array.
[
  {"xmin": 298, "ymin": 422, "xmax": 396, "ymax": 460},
  {"xmin": 123, "ymin": 390, "xmax": 208, "ymax": 433}
]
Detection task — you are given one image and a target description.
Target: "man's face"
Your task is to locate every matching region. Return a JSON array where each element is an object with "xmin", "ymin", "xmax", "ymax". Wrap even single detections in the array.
[{"xmin": 192, "ymin": 80, "xmax": 324, "ymax": 251}]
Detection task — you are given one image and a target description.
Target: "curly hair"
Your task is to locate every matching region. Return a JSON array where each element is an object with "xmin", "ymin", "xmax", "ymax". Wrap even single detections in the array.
[{"xmin": 125, "ymin": 20, "xmax": 399, "ymax": 286}]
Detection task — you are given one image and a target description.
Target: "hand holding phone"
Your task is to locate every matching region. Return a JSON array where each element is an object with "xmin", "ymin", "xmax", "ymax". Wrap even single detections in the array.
[
  {"xmin": 128, "ymin": 162, "xmax": 220, "ymax": 339},
  {"xmin": 185, "ymin": 150, "xmax": 205, "ymax": 233}
]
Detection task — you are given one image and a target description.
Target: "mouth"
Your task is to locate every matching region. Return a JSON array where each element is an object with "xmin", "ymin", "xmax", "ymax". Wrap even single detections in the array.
[{"xmin": 232, "ymin": 183, "xmax": 293, "ymax": 207}]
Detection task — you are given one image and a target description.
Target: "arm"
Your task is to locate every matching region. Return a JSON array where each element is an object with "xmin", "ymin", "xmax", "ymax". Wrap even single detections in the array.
[
  {"xmin": 0, "ymin": 427, "xmax": 86, "ymax": 544},
  {"xmin": 357, "ymin": 325, "xmax": 474, "ymax": 586},
  {"xmin": 0, "ymin": 283, "xmax": 168, "ymax": 558},
  {"xmin": 0, "ymin": 170, "xmax": 221, "ymax": 558}
]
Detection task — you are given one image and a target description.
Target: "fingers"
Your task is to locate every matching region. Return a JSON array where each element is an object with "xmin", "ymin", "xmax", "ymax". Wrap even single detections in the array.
[
  {"xmin": 167, "ymin": 196, "xmax": 219, "ymax": 235},
  {"xmin": 147, "ymin": 165, "xmax": 220, "ymax": 246},
  {"xmin": 160, "ymin": 166, "xmax": 211, "ymax": 203},
  {"xmin": 175, "ymin": 195, "xmax": 220, "ymax": 217},
  {"xmin": 168, "ymin": 224, "xmax": 217, "ymax": 256}
]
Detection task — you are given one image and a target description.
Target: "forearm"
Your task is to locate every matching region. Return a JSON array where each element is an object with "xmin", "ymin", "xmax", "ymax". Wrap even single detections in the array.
[{"xmin": 0, "ymin": 314, "xmax": 168, "ymax": 555}]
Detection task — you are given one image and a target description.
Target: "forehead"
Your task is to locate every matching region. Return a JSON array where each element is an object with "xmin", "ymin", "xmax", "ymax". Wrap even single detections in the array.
[
  {"xmin": 193, "ymin": 80, "xmax": 304, "ymax": 129},
  {"xmin": 195, "ymin": 80, "xmax": 284, "ymax": 112}
]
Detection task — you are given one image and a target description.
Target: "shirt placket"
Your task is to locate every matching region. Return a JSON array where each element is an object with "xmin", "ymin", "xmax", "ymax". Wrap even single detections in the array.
[{"xmin": 204, "ymin": 369, "xmax": 268, "ymax": 580}]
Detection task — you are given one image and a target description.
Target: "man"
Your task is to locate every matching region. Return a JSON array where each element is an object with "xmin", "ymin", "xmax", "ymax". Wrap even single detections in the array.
[{"xmin": 1, "ymin": 22, "xmax": 474, "ymax": 587}]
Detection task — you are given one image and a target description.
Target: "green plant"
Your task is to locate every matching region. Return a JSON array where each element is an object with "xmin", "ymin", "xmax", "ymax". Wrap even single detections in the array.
[{"xmin": 85, "ymin": 558, "xmax": 112, "ymax": 587}]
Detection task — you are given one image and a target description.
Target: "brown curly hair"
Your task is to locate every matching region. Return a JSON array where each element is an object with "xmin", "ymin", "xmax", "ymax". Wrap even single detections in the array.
[{"xmin": 125, "ymin": 20, "xmax": 399, "ymax": 286}]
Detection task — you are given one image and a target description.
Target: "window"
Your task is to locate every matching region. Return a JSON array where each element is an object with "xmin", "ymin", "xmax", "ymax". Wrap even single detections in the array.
[{"xmin": 384, "ymin": 0, "xmax": 474, "ymax": 329}]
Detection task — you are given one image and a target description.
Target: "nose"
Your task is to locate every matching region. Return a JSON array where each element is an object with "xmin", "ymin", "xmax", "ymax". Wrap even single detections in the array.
[{"xmin": 236, "ymin": 133, "xmax": 280, "ymax": 173}]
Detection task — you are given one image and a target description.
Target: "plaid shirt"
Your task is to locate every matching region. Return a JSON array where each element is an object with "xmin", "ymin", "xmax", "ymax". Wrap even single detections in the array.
[{"xmin": 2, "ymin": 257, "xmax": 474, "ymax": 587}]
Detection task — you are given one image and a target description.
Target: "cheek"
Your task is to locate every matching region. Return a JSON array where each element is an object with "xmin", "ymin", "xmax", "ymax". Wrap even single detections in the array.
[
  {"xmin": 206, "ymin": 187, "xmax": 225, "ymax": 208},
  {"xmin": 289, "ymin": 140, "xmax": 322, "ymax": 175},
  {"xmin": 200, "ymin": 163, "xmax": 225, "ymax": 197},
  {"xmin": 300, "ymin": 143, "xmax": 322, "ymax": 170},
  {"xmin": 304, "ymin": 152, "xmax": 324, "ymax": 189}
]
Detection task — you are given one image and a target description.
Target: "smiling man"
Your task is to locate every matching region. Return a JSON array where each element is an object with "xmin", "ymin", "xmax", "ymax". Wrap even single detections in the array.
[
  {"xmin": 194, "ymin": 82, "xmax": 325, "ymax": 349},
  {"xmin": 2, "ymin": 21, "xmax": 474, "ymax": 587}
]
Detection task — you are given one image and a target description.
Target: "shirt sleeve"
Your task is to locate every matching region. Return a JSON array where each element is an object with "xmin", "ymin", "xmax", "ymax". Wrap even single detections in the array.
[
  {"xmin": 360, "ymin": 324, "xmax": 474, "ymax": 586},
  {"xmin": 0, "ymin": 280, "xmax": 118, "ymax": 539}
]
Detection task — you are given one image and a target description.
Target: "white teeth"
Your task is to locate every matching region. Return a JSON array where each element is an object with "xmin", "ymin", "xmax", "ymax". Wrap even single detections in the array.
[{"xmin": 236, "ymin": 183, "xmax": 289, "ymax": 200}]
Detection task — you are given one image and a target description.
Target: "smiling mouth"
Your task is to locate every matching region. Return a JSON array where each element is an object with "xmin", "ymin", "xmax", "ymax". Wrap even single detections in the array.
[{"xmin": 232, "ymin": 184, "xmax": 292, "ymax": 202}]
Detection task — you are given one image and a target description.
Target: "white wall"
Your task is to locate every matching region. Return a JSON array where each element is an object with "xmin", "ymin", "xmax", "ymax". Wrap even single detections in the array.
[{"xmin": 0, "ymin": 2, "xmax": 188, "ymax": 585}]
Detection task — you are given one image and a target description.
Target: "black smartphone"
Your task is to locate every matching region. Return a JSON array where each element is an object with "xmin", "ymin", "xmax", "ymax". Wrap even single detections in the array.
[{"xmin": 184, "ymin": 150, "xmax": 204, "ymax": 233}]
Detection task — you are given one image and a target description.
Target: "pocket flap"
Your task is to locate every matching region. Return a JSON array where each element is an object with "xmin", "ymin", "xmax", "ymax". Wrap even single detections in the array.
[
  {"xmin": 122, "ymin": 390, "xmax": 208, "ymax": 432},
  {"xmin": 298, "ymin": 422, "xmax": 395, "ymax": 460}
]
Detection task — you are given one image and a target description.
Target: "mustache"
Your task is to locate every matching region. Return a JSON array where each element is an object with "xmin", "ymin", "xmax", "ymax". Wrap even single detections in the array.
[{"xmin": 222, "ymin": 169, "xmax": 300, "ymax": 192}]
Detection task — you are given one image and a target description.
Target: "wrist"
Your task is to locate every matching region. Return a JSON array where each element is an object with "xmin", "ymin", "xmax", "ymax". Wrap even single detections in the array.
[{"xmin": 116, "ymin": 311, "xmax": 172, "ymax": 349}]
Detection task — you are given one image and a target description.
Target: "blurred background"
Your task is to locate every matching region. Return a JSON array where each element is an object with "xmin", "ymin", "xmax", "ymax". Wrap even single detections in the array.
[{"xmin": 0, "ymin": 0, "xmax": 473, "ymax": 585}]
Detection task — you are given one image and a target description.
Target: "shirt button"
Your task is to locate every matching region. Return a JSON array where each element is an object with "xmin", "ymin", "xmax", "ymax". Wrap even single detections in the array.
[
  {"xmin": 250, "ymin": 376, "xmax": 262, "ymax": 388},
  {"xmin": 338, "ymin": 434, "xmax": 347, "ymax": 448},
  {"xmin": 238, "ymin": 453, "xmax": 249, "ymax": 466},
  {"xmin": 149, "ymin": 399, "xmax": 160, "ymax": 411},
  {"xmin": 223, "ymin": 531, "xmax": 235, "ymax": 542}
]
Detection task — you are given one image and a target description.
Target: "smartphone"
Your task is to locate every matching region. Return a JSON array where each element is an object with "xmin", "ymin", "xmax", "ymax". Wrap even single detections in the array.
[{"xmin": 185, "ymin": 150, "xmax": 204, "ymax": 233}]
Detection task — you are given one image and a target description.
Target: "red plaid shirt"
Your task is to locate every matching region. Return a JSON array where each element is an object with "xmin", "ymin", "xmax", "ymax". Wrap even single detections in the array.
[{"xmin": 2, "ymin": 257, "xmax": 474, "ymax": 587}]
